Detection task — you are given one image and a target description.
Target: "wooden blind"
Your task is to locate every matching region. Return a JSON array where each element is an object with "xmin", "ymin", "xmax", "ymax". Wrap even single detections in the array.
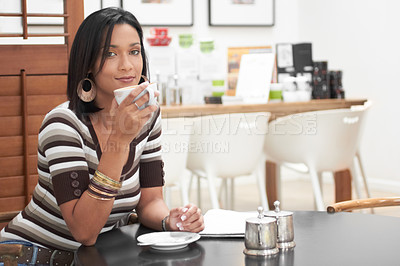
[
  {"xmin": 0, "ymin": 0, "xmax": 83, "ymax": 54},
  {"xmin": 0, "ymin": 0, "xmax": 83, "ymax": 229}
]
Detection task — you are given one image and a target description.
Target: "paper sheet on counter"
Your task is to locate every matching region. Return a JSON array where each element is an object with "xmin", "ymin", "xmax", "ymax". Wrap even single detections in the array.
[{"xmin": 200, "ymin": 209, "xmax": 256, "ymax": 237}]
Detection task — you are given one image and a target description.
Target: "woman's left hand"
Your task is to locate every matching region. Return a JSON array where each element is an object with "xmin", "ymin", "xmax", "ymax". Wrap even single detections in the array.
[{"xmin": 167, "ymin": 204, "xmax": 205, "ymax": 233}]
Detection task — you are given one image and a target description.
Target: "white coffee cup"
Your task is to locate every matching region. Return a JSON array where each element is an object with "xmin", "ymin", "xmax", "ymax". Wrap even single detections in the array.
[{"xmin": 114, "ymin": 82, "xmax": 157, "ymax": 109}]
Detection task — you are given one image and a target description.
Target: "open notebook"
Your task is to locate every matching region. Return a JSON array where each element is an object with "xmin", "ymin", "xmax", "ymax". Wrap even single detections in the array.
[{"xmin": 200, "ymin": 209, "xmax": 257, "ymax": 237}]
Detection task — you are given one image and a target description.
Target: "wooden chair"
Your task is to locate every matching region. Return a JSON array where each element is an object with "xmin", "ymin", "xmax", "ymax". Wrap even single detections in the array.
[{"xmin": 327, "ymin": 197, "xmax": 400, "ymax": 213}]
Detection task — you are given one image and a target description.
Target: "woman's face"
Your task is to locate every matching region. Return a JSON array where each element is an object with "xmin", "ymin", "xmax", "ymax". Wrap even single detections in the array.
[{"xmin": 93, "ymin": 23, "xmax": 143, "ymax": 102}]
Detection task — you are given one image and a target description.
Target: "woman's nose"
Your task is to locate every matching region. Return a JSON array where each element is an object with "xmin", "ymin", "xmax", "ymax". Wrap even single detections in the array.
[{"xmin": 119, "ymin": 54, "xmax": 133, "ymax": 71}]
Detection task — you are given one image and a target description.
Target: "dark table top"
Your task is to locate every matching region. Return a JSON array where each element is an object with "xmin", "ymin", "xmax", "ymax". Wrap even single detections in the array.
[{"xmin": 76, "ymin": 211, "xmax": 400, "ymax": 266}]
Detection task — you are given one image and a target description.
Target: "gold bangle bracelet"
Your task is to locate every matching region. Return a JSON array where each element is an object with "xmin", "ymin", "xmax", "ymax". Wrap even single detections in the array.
[
  {"xmin": 93, "ymin": 171, "xmax": 122, "ymax": 189},
  {"xmin": 88, "ymin": 184, "xmax": 118, "ymax": 198},
  {"xmin": 95, "ymin": 170, "xmax": 121, "ymax": 186},
  {"xmin": 86, "ymin": 191, "xmax": 114, "ymax": 201},
  {"xmin": 91, "ymin": 177, "xmax": 120, "ymax": 192},
  {"xmin": 93, "ymin": 173, "xmax": 121, "ymax": 189},
  {"xmin": 94, "ymin": 170, "xmax": 121, "ymax": 185},
  {"xmin": 92, "ymin": 176, "xmax": 121, "ymax": 190}
]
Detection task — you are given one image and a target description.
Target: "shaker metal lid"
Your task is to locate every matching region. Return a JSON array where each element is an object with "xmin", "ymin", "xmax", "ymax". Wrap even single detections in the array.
[
  {"xmin": 246, "ymin": 206, "xmax": 276, "ymax": 224},
  {"xmin": 264, "ymin": 201, "xmax": 293, "ymax": 217}
]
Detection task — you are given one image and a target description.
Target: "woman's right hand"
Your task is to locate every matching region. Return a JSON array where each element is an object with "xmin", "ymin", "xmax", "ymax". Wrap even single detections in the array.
[{"xmin": 109, "ymin": 82, "xmax": 158, "ymax": 146}]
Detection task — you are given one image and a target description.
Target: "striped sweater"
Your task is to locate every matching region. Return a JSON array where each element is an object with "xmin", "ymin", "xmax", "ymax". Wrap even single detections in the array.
[{"xmin": 0, "ymin": 101, "xmax": 164, "ymax": 251}]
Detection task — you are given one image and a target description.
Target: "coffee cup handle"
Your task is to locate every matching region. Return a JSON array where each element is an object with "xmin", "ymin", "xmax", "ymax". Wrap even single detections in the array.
[
  {"xmin": 146, "ymin": 86, "xmax": 155, "ymax": 106},
  {"xmin": 132, "ymin": 86, "xmax": 154, "ymax": 110}
]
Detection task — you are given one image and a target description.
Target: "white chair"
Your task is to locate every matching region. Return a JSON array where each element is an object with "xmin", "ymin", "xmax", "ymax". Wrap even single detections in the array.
[
  {"xmin": 161, "ymin": 117, "xmax": 192, "ymax": 208},
  {"xmin": 186, "ymin": 112, "xmax": 271, "ymax": 210},
  {"xmin": 264, "ymin": 104, "xmax": 369, "ymax": 211},
  {"xmin": 350, "ymin": 102, "xmax": 372, "ymax": 200}
]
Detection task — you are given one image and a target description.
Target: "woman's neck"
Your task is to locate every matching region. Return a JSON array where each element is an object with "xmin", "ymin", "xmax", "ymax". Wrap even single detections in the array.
[{"xmin": 90, "ymin": 109, "xmax": 113, "ymax": 135}]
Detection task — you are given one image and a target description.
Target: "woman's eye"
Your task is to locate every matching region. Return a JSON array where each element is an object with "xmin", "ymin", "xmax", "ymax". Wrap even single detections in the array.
[
  {"xmin": 130, "ymin": 50, "xmax": 140, "ymax": 55},
  {"xmin": 106, "ymin": 51, "xmax": 116, "ymax": 57}
]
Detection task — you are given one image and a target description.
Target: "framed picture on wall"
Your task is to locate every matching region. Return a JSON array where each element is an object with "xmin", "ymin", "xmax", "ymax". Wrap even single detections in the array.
[
  {"xmin": 209, "ymin": 0, "xmax": 274, "ymax": 26},
  {"xmin": 123, "ymin": 0, "xmax": 193, "ymax": 26}
]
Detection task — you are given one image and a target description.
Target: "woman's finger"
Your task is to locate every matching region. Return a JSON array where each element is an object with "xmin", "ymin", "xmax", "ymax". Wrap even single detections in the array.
[{"xmin": 119, "ymin": 82, "xmax": 149, "ymax": 107}]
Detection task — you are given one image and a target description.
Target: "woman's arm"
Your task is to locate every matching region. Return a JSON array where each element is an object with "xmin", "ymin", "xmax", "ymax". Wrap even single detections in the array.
[
  {"xmin": 135, "ymin": 187, "xmax": 170, "ymax": 231},
  {"xmin": 59, "ymin": 86, "xmax": 157, "ymax": 246},
  {"xmin": 59, "ymin": 136, "xmax": 129, "ymax": 246},
  {"xmin": 136, "ymin": 187, "xmax": 205, "ymax": 233}
]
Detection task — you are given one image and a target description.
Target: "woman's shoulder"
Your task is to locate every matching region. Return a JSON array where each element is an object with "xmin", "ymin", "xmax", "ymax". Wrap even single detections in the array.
[{"xmin": 41, "ymin": 101, "xmax": 88, "ymax": 132}]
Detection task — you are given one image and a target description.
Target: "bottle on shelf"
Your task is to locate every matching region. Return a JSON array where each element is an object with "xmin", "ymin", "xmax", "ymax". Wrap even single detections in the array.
[
  {"xmin": 198, "ymin": 39, "xmax": 226, "ymax": 104},
  {"xmin": 176, "ymin": 34, "xmax": 201, "ymax": 105}
]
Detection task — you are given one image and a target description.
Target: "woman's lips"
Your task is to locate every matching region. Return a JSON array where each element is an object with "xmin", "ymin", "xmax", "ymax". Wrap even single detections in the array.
[{"xmin": 116, "ymin": 76, "xmax": 135, "ymax": 83}]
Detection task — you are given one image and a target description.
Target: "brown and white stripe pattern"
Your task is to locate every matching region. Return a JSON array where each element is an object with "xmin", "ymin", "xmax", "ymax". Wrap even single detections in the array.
[{"xmin": 0, "ymin": 101, "xmax": 164, "ymax": 251}]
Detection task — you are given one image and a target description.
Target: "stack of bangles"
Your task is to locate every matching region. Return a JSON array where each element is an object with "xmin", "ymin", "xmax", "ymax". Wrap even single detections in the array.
[{"xmin": 87, "ymin": 170, "xmax": 122, "ymax": 200}]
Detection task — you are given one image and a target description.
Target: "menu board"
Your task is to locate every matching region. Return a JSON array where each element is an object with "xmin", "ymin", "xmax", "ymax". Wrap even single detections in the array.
[
  {"xmin": 227, "ymin": 46, "xmax": 273, "ymax": 96},
  {"xmin": 235, "ymin": 53, "xmax": 275, "ymax": 104}
]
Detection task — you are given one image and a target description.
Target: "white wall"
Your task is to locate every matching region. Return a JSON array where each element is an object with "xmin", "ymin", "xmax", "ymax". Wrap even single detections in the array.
[
  {"xmin": 297, "ymin": 0, "xmax": 400, "ymax": 189},
  {"xmin": 85, "ymin": 0, "xmax": 300, "ymax": 59}
]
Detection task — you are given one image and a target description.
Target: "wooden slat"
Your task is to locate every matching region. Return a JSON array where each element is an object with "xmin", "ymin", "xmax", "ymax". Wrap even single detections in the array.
[
  {"xmin": 22, "ymin": 69, "xmax": 29, "ymax": 206},
  {"xmin": 0, "ymin": 157, "xmax": 23, "ymax": 177},
  {"xmin": 0, "ymin": 156, "xmax": 37, "ymax": 178},
  {"xmin": 0, "ymin": 175, "xmax": 38, "ymax": 197},
  {"xmin": 28, "ymin": 95, "xmax": 67, "ymax": 115},
  {"xmin": 0, "ymin": 13, "xmax": 68, "ymax": 17},
  {"xmin": 29, "ymin": 174, "xmax": 39, "ymax": 192},
  {"xmin": 0, "ymin": 95, "xmax": 67, "ymax": 116},
  {"xmin": 0, "ymin": 136, "xmax": 37, "ymax": 157},
  {"xmin": 0, "ymin": 221, "xmax": 10, "ymax": 230},
  {"xmin": 0, "ymin": 117, "xmax": 22, "ymax": 137},
  {"xmin": 0, "ymin": 76, "xmax": 20, "ymax": 96},
  {"xmin": 0, "ymin": 136, "xmax": 23, "ymax": 157},
  {"xmin": 0, "ymin": 33, "xmax": 68, "ymax": 38},
  {"xmin": 28, "ymin": 155, "xmax": 38, "ymax": 175},
  {"xmin": 0, "ymin": 75, "xmax": 67, "ymax": 96},
  {"xmin": 28, "ymin": 115, "xmax": 46, "ymax": 135},
  {"xmin": 65, "ymin": 0, "xmax": 84, "ymax": 54},
  {"xmin": 0, "ymin": 115, "xmax": 44, "ymax": 137},
  {"xmin": 27, "ymin": 75, "xmax": 67, "ymax": 95},
  {"xmin": 0, "ymin": 176, "xmax": 24, "ymax": 198},
  {"xmin": 28, "ymin": 135, "xmax": 38, "ymax": 155},
  {"xmin": 22, "ymin": 0, "xmax": 27, "ymax": 39},
  {"xmin": 0, "ymin": 45, "xmax": 68, "ymax": 75},
  {"xmin": 0, "ymin": 96, "xmax": 20, "ymax": 116},
  {"xmin": 0, "ymin": 196, "xmax": 25, "ymax": 213}
]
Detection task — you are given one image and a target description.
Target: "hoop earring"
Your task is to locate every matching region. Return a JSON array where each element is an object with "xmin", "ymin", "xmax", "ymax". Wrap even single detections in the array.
[{"xmin": 77, "ymin": 77, "xmax": 96, "ymax": 102}]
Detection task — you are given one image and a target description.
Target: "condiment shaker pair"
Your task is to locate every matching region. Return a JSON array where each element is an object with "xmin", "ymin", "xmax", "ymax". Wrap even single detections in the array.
[{"xmin": 244, "ymin": 201, "xmax": 295, "ymax": 256}]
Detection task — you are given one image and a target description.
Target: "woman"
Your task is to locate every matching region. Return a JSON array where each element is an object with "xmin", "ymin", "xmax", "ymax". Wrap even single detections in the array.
[{"xmin": 0, "ymin": 7, "xmax": 204, "ymax": 256}]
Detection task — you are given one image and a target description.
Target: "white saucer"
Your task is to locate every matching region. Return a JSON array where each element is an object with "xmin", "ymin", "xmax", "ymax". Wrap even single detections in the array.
[{"xmin": 137, "ymin": 232, "xmax": 201, "ymax": 251}]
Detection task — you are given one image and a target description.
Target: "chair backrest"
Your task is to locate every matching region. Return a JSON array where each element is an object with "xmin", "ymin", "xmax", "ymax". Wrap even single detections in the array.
[
  {"xmin": 187, "ymin": 112, "xmax": 270, "ymax": 178},
  {"xmin": 161, "ymin": 117, "xmax": 193, "ymax": 187},
  {"xmin": 264, "ymin": 106, "xmax": 368, "ymax": 172},
  {"xmin": 327, "ymin": 197, "xmax": 400, "ymax": 213}
]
